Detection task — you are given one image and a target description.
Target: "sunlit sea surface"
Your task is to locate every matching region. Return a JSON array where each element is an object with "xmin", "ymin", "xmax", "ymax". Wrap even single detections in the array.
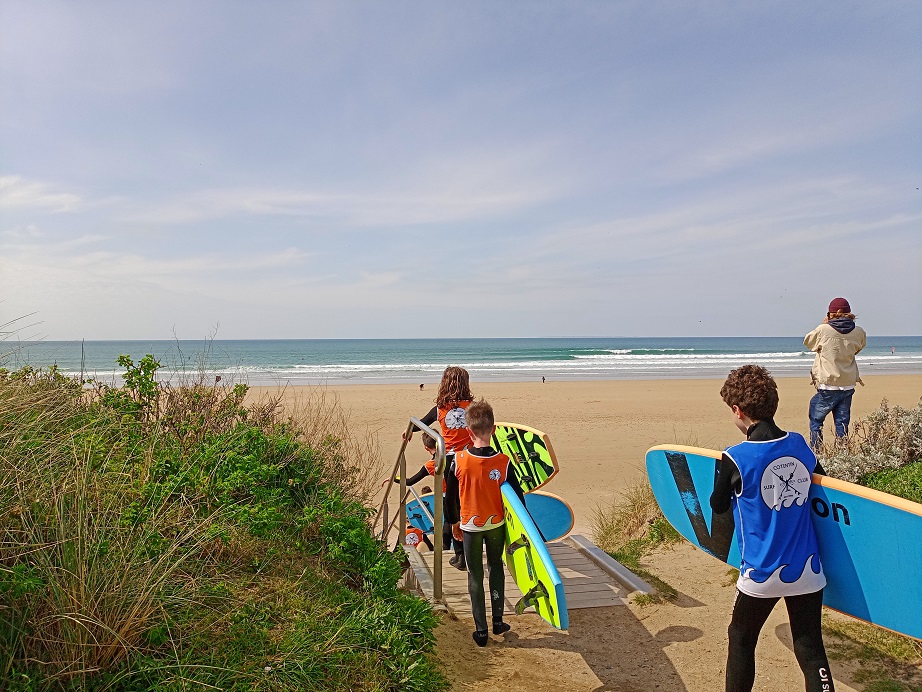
[{"xmin": 8, "ymin": 336, "xmax": 922, "ymax": 386}]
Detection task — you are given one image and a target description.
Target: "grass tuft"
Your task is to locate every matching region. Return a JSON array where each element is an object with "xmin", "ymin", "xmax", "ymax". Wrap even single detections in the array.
[{"xmin": 591, "ymin": 477, "xmax": 681, "ymax": 604}]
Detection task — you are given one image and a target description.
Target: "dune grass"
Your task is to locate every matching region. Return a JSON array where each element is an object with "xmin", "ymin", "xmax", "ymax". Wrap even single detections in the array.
[
  {"xmin": 0, "ymin": 358, "xmax": 446, "ymax": 691},
  {"xmin": 591, "ymin": 478, "xmax": 681, "ymax": 604}
]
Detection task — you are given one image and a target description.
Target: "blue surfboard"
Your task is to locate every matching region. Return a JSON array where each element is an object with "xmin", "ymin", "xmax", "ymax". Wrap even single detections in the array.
[
  {"xmin": 406, "ymin": 490, "xmax": 575, "ymax": 542},
  {"xmin": 646, "ymin": 445, "xmax": 922, "ymax": 641}
]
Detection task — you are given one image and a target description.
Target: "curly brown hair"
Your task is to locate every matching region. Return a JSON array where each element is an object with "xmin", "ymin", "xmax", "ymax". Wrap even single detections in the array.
[
  {"xmin": 436, "ymin": 366, "xmax": 472, "ymax": 408},
  {"xmin": 720, "ymin": 365, "xmax": 779, "ymax": 421}
]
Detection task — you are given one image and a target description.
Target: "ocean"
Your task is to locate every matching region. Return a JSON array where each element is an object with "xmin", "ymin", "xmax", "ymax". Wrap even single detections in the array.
[{"xmin": 6, "ymin": 336, "xmax": 922, "ymax": 386}]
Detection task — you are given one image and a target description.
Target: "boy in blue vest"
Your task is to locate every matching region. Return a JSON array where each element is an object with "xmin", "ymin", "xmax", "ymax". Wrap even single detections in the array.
[{"xmin": 710, "ymin": 365, "xmax": 834, "ymax": 692}]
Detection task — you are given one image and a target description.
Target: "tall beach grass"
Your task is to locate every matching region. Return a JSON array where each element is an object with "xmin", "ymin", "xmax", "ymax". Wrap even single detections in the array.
[{"xmin": 0, "ymin": 358, "xmax": 445, "ymax": 691}]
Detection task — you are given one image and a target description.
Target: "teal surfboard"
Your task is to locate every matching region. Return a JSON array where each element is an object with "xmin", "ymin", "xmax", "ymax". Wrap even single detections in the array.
[
  {"xmin": 406, "ymin": 490, "xmax": 575, "ymax": 542},
  {"xmin": 502, "ymin": 483, "xmax": 568, "ymax": 630},
  {"xmin": 492, "ymin": 422, "xmax": 559, "ymax": 493},
  {"xmin": 646, "ymin": 445, "xmax": 922, "ymax": 641}
]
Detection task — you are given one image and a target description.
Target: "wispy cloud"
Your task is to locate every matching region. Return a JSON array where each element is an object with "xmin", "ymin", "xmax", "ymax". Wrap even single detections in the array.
[{"xmin": 0, "ymin": 176, "xmax": 81, "ymax": 212}]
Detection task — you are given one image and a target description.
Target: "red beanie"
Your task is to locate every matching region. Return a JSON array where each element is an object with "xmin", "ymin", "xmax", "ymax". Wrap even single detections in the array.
[{"xmin": 828, "ymin": 297, "xmax": 851, "ymax": 314}]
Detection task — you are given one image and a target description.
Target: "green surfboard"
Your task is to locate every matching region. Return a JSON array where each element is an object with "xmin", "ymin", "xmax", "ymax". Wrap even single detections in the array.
[
  {"xmin": 502, "ymin": 483, "xmax": 568, "ymax": 630},
  {"xmin": 492, "ymin": 422, "xmax": 559, "ymax": 493}
]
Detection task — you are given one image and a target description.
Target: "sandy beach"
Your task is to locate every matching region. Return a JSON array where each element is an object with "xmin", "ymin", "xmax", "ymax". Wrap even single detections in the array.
[
  {"xmin": 247, "ymin": 374, "xmax": 922, "ymax": 691},
  {"xmin": 252, "ymin": 374, "xmax": 922, "ymax": 537}
]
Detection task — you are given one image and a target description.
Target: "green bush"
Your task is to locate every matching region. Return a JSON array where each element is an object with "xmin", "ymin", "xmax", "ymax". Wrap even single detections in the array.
[
  {"xmin": 0, "ymin": 360, "xmax": 446, "ymax": 691},
  {"xmin": 819, "ymin": 399, "xmax": 922, "ymax": 484}
]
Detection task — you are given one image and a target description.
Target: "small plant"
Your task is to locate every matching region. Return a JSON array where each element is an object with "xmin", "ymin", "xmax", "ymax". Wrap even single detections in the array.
[
  {"xmin": 97, "ymin": 353, "xmax": 162, "ymax": 420},
  {"xmin": 819, "ymin": 399, "xmax": 922, "ymax": 484}
]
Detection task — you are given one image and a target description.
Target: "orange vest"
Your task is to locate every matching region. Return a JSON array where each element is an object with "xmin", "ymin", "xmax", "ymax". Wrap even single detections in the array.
[
  {"xmin": 438, "ymin": 401, "xmax": 472, "ymax": 452},
  {"xmin": 453, "ymin": 448, "xmax": 511, "ymax": 531},
  {"xmin": 425, "ymin": 458, "xmax": 447, "ymax": 494}
]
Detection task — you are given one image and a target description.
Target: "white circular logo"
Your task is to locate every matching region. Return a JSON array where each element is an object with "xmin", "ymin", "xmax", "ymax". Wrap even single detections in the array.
[
  {"xmin": 760, "ymin": 456, "xmax": 811, "ymax": 510},
  {"xmin": 489, "ymin": 469, "xmax": 501, "ymax": 481},
  {"xmin": 445, "ymin": 407, "xmax": 467, "ymax": 429},
  {"xmin": 405, "ymin": 532, "xmax": 420, "ymax": 546}
]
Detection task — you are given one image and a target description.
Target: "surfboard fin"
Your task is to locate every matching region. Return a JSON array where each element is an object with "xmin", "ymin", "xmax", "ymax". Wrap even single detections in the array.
[
  {"xmin": 515, "ymin": 583, "xmax": 552, "ymax": 616},
  {"xmin": 506, "ymin": 537, "xmax": 530, "ymax": 557}
]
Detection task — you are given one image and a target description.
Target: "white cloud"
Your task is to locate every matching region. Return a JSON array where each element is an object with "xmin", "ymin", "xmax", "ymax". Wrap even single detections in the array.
[{"xmin": 0, "ymin": 176, "xmax": 81, "ymax": 212}]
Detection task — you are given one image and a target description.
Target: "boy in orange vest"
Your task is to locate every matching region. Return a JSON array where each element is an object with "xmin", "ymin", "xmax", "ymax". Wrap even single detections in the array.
[{"xmin": 453, "ymin": 398, "xmax": 525, "ymax": 646}]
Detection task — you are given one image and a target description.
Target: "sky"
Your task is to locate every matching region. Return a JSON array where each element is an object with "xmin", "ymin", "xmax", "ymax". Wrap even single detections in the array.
[{"xmin": 1, "ymin": 1, "xmax": 920, "ymax": 340}]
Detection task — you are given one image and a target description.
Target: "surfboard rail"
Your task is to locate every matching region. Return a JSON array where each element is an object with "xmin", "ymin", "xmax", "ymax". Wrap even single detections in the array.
[
  {"xmin": 501, "ymin": 483, "xmax": 568, "ymax": 630},
  {"xmin": 646, "ymin": 444, "xmax": 922, "ymax": 516}
]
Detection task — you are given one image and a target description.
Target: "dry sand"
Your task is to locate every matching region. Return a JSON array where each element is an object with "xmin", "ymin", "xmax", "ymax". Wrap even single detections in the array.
[{"xmin": 250, "ymin": 374, "xmax": 922, "ymax": 691}]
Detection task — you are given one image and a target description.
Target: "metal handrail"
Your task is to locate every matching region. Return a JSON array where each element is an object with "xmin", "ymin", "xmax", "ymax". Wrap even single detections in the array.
[{"xmin": 372, "ymin": 417, "xmax": 446, "ymax": 601}]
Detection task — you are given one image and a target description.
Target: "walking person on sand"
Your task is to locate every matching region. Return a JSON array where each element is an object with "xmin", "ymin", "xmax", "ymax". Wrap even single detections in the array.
[
  {"xmin": 711, "ymin": 365, "xmax": 835, "ymax": 692},
  {"xmin": 403, "ymin": 366, "xmax": 473, "ymax": 570},
  {"xmin": 804, "ymin": 297, "xmax": 867, "ymax": 448}
]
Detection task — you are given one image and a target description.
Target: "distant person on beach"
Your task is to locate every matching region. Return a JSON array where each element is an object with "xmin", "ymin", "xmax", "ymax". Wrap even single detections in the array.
[
  {"xmin": 542, "ymin": 376, "xmax": 545, "ymax": 383},
  {"xmin": 453, "ymin": 398, "xmax": 525, "ymax": 647},
  {"xmin": 804, "ymin": 297, "xmax": 867, "ymax": 448},
  {"xmin": 420, "ymin": 383, "xmax": 424, "ymax": 390},
  {"xmin": 710, "ymin": 365, "xmax": 834, "ymax": 692},
  {"xmin": 385, "ymin": 433, "xmax": 453, "ymax": 560},
  {"xmin": 403, "ymin": 366, "xmax": 472, "ymax": 570}
]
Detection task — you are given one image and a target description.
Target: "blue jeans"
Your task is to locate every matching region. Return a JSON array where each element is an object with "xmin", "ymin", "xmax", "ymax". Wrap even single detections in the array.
[{"xmin": 809, "ymin": 389, "xmax": 854, "ymax": 448}]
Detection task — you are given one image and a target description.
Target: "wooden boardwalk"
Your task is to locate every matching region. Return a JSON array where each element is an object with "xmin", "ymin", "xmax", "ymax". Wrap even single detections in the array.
[{"xmin": 419, "ymin": 538, "xmax": 632, "ymax": 621}]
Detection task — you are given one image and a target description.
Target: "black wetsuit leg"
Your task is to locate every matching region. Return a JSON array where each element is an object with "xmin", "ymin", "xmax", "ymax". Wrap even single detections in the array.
[
  {"xmin": 785, "ymin": 590, "xmax": 834, "ymax": 692},
  {"xmin": 482, "ymin": 525, "xmax": 506, "ymax": 622},
  {"xmin": 463, "ymin": 526, "xmax": 506, "ymax": 633},
  {"xmin": 726, "ymin": 589, "xmax": 833, "ymax": 692},
  {"xmin": 726, "ymin": 590, "xmax": 778, "ymax": 691},
  {"xmin": 444, "ymin": 456, "xmax": 463, "ymax": 557},
  {"xmin": 463, "ymin": 530, "xmax": 488, "ymax": 632}
]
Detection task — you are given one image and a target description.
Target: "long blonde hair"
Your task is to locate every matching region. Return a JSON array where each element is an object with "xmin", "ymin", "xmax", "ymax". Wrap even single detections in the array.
[{"xmin": 436, "ymin": 366, "xmax": 472, "ymax": 408}]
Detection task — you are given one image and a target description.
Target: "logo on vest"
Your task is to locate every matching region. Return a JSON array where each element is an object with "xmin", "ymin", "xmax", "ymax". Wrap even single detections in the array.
[
  {"xmin": 760, "ymin": 456, "xmax": 811, "ymax": 510},
  {"xmin": 445, "ymin": 407, "xmax": 467, "ymax": 429},
  {"xmin": 489, "ymin": 469, "xmax": 501, "ymax": 481}
]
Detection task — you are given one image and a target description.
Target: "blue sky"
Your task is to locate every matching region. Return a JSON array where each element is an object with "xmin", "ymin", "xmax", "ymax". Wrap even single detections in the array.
[{"xmin": 1, "ymin": 2, "xmax": 920, "ymax": 340}]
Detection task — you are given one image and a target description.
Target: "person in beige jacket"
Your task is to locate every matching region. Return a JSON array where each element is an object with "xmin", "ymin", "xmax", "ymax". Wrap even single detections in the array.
[{"xmin": 804, "ymin": 297, "xmax": 867, "ymax": 448}]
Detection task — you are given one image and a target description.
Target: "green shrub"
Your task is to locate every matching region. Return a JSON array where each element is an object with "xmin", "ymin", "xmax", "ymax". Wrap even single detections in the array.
[
  {"xmin": 0, "ymin": 360, "xmax": 446, "ymax": 691},
  {"xmin": 819, "ymin": 399, "xmax": 922, "ymax": 483}
]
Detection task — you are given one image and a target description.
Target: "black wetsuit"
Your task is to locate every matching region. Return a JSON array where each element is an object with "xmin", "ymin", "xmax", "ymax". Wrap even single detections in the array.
[{"xmin": 396, "ymin": 458, "xmax": 461, "ymax": 559}]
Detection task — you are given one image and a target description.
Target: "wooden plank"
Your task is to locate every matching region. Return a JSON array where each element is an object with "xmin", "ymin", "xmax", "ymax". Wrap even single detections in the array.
[{"xmin": 414, "ymin": 538, "xmax": 633, "ymax": 621}]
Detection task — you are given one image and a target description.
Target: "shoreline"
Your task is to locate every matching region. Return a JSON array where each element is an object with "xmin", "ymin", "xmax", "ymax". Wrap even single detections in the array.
[{"xmin": 250, "ymin": 373, "xmax": 922, "ymax": 537}]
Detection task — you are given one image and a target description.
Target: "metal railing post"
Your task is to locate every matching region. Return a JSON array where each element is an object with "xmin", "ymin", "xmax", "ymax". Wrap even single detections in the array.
[{"xmin": 372, "ymin": 417, "xmax": 446, "ymax": 603}]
